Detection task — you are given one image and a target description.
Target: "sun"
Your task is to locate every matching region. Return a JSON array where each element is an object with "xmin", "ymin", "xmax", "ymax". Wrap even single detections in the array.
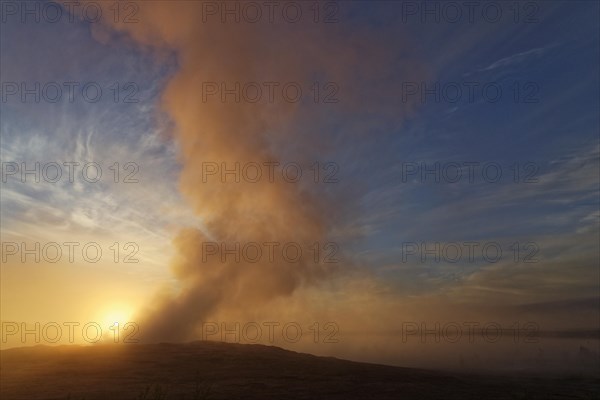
[
  {"xmin": 98, "ymin": 305, "xmax": 134, "ymax": 328},
  {"xmin": 93, "ymin": 306, "xmax": 138, "ymax": 344}
]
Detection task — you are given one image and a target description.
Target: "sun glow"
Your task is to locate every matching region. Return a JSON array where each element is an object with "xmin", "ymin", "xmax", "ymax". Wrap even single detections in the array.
[
  {"xmin": 93, "ymin": 305, "xmax": 139, "ymax": 344},
  {"xmin": 99, "ymin": 306, "xmax": 134, "ymax": 327}
]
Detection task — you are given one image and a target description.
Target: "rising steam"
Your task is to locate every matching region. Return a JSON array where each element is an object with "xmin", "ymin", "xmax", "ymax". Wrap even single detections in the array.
[{"xmin": 84, "ymin": 1, "xmax": 426, "ymax": 342}]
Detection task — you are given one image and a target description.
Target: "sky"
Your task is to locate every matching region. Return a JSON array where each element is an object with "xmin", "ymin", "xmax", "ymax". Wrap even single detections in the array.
[{"xmin": 0, "ymin": 0, "xmax": 598, "ymax": 372}]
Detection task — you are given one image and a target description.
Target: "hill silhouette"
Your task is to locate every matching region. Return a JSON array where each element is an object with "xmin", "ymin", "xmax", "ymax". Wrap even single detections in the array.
[{"xmin": 1, "ymin": 341, "xmax": 598, "ymax": 399}]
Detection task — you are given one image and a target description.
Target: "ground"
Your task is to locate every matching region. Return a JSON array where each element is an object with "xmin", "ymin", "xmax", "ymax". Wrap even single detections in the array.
[{"xmin": 1, "ymin": 341, "xmax": 598, "ymax": 399}]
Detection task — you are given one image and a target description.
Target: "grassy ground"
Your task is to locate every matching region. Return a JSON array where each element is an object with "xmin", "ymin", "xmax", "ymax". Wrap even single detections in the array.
[{"xmin": 1, "ymin": 341, "xmax": 598, "ymax": 399}]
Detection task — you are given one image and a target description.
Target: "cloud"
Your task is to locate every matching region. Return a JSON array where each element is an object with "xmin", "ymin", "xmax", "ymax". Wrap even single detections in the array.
[
  {"xmin": 477, "ymin": 45, "xmax": 555, "ymax": 72},
  {"xmin": 77, "ymin": 1, "xmax": 430, "ymax": 343}
]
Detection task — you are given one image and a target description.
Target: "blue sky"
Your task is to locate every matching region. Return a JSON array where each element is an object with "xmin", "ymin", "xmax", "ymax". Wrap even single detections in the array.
[{"xmin": 0, "ymin": 1, "xmax": 598, "ymax": 355}]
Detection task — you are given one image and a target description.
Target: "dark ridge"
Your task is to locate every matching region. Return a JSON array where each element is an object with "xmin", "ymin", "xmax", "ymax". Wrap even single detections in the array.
[{"xmin": 1, "ymin": 341, "xmax": 598, "ymax": 399}]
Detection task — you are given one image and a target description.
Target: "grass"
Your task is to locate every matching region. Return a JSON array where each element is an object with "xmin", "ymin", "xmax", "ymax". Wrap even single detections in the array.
[{"xmin": 65, "ymin": 375, "xmax": 212, "ymax": 400}]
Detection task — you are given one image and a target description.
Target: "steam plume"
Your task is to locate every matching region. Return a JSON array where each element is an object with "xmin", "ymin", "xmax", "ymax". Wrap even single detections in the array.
[{"xmin": 86, "ymin": 1, "xmax": 426, "ymax": 342}]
